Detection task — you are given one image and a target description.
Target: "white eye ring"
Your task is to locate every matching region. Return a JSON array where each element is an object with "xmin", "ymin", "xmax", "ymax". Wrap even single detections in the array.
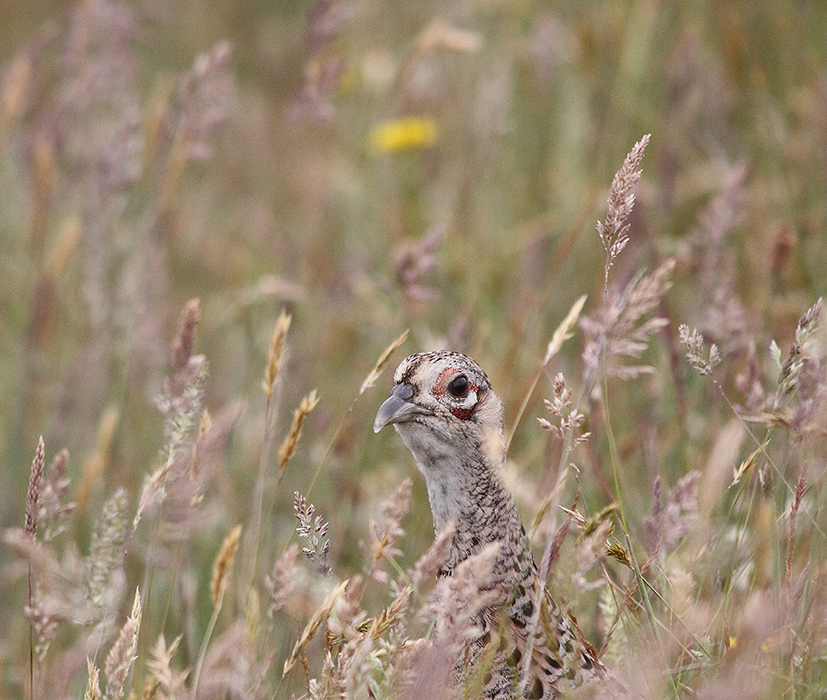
[{"xmin": 455, "ymin": 389, "xmax": 478, "ymax": 409}]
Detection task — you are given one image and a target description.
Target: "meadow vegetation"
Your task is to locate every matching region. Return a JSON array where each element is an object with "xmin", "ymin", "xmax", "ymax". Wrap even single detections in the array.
[{"xmin": 2, "ymin": 1, "xmax": 827, "ymax": 698}]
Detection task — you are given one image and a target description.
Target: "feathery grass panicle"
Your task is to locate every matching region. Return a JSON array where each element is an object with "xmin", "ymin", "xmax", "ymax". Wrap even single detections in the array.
[
  {"xmin": 86, "ymin": 488, "xmax": 129, "ymax": 617},
  {"xmin": 39, "ymin": 448, "xmax": 75, "ymax": 542},
  {"xmin": 137, "ymin": 302, "xmax": 210, "ymax": 529},
  {"xmin": 159, "ymin": 41, "xmax": 234, "ymax": 205},
  {"xmin": 211, "ymin": 525, "xmax": 242, "ymax": 608},
  {"xmin": 393, "ymin": 227, "xmax": 443, "ymax": 308},
  {"xmin": 679, "ymin": 324, "xmax": 721, "ymax": 376},
  {"xmin": 582, "ymin": 258, "xmax": 675, "ymax": 384},
  {"xmin": 422, "ymin": 543, "xmax": 500, "ymax": 642},
  {"xmin": 104, "ymin": 588, "xmax": 141, "ymax": 700},
  {"xmin": 283, "ymin": 579, "xmax": 350, "ymax": 676},
  {"xmin": 189, "ymin": 410, "xmax": 211, "ymax": 501},
  {"xmin": 158, "ymin": 298, "xmax": 208, "ymax": 449},
  {"xmin": 643, "ymin": 471, "xmax": 701, "ymax": 555},
  {"xmin": 360, "ymin": 329, "xmax": 410, "ymax": 395},
  {"xmin": 25, "ymin": 439, "xmax": 44, "ymax": 700},
  {"xmin": 775, "ymin": 297, "xmax": 823, "ymax": 400},
  {"xmin": 692, "ymin": 164, "xmax": 749, "ymax": 348},
  {"xmin": 365, "ymin": 478, "xmax": 412, "ymax": 580},
  {"xmin": 264, "ymin": 543, "xmax": 300, "ymax": 617},
  {"xmin": 410, "ymin": 523, "xmax": 455, "ymax": 587},
  {"xmin": 263, "ymin": 309, "xmax": 292, "ymax": 398},
  {"xmin": 538, "ymin": 373, "xmax": 589, "ymax": 446},
  {"xmin": 85, "ymin": 658, "xmax": 102, "ymax": 700},
  {"xmin": 147, "ymin": 634, "xmax": 188, "ymax": 698},
  {"xmin": 597, "ymin": 134, "xmax": 650, "ymax": 285},
  {"xmin": 278, "ymin": 390, "xmax": 319, "ymax": 475},
  {"xmin": 294, "ymin": 492, "xmax": 332, "ymax": 576},
  {"xmin": 407, "ymin": 544, "xmax": 501, "ymax": 698},
  {"xmin": 26, "ymin": 436, "xmax": 45, "ymax": 539}
]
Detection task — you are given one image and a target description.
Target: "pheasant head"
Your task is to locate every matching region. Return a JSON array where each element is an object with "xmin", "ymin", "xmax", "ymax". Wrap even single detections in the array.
[{"xmin": 373, "ymin": 351, "xmax": 509, "ymax": 534}]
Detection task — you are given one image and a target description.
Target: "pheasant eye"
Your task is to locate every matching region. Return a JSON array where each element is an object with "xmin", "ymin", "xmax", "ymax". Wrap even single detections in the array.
[{"xmin": 448, "ymin": 375, "xmax": 469, "ymax": 398}]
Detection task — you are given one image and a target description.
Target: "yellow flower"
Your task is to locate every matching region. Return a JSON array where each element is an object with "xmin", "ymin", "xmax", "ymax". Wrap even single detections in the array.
[{"xmin": 371, "ymin": 117, "xmax": 437, "ymax": 153}]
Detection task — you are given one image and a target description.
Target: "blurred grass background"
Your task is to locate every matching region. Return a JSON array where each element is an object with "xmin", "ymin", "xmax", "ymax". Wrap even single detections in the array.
[{"xmin": 2, "ymin": 0, "xmax": 827, "ymax": 697}]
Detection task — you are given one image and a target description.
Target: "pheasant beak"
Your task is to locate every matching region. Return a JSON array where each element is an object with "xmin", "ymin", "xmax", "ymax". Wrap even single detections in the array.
[{"xmin": 374, "ymin": 383, "xmax": 433, "ymax": 433}]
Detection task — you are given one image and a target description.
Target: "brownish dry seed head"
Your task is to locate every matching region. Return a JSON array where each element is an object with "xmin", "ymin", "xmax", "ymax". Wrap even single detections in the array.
[
  {"xmin": 171, "ymin": 298, "xmax": 202, "ymax": 372},
  {"xmin": 264, "ymin": 309, "xmax": 292, "ymax": 398},
  {"xmin": 104, "ymin": 588, "xmax": 142, "ymax": 699},
  {"xmin": 606, "ymin": 541, "xmax": 632, "ymax": 568},
  {"xmin": 76, "ymin": 407, "xmax": 120, "ymax": 514},
  {"xmin": 26, "ymin": 436, "xmax": 45, "ymax": 538},
  {"xmin": 278, "ymin": 390, "xmax": 319, "ymax": 475},
  {"xmin": 211, "ymin": 525, "xmax": 242, "ymax": 608}
]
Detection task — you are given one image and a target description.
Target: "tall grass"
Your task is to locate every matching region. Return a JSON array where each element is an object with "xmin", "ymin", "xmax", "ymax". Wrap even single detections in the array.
[{"xmin": 2, "ymin": 0, "xmax": 827, "ymax": 698}]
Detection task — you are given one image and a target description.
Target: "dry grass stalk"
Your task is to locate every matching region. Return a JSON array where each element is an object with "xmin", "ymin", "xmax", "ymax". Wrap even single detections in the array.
[
  {"xmin": 211, "ymin": 525, "xmax": 242, "ymax": 608},
  {"xmin": 597, "ymin": 134, "xmax": 651, "ymax": 285},
  {"xmin": 194, "ymin": 524, "xmax": 243, "ymax": 699},
  {"xmin": 263, "ymin": 309, "xmax": 292, "ymax": 398},
  {"xmin": 785, "ymin": 463, "xmax": 808, "ymax": 588},
  {"xmin": 104, "ymin": 588, "xmax": 141, "ymax": 700},
  {"xmin": 283, "ymin": 579, "xmax": 350, "ymax": 676},
  {"xmin": 731, "ymin": 439, "xmax": 769, "ymax": 488},
  {"xmin": 360, "ymin": 329, "xmax": 410, "ymax": 395},
  {"xmin": 25, "ymin": 437, "xmax": 45, "ymax": 700},
  {"xmin": 507, "ymin": 294, "xmax": 588, "ymax": 451},
  {"xmin": 278, "ymin": 390, "xmax": 319, "ymax": 475},
  {"xmin": 543, "ymin": 294, "xmax": 587, "ymax": 365},
  {"xmin": 406, "ymin": 544, "xmax": 500, "ymax": 699}
]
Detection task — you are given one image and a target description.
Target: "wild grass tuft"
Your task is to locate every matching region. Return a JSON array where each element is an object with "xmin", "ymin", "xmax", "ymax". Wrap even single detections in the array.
[{"xmin": 4, "ymin": 2, "xmax": 827, "ymax": 699}]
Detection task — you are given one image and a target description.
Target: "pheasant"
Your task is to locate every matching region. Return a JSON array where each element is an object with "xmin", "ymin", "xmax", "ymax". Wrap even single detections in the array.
[{"xmin": 374, "ymin": 351, "xmax": 607, "ymax": 699}]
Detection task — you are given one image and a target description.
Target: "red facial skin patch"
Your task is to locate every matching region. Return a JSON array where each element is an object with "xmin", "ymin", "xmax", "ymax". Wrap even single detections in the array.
[{"xmin": 433, "ymin": 367, "xmax": 479, "ymax": 421}]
